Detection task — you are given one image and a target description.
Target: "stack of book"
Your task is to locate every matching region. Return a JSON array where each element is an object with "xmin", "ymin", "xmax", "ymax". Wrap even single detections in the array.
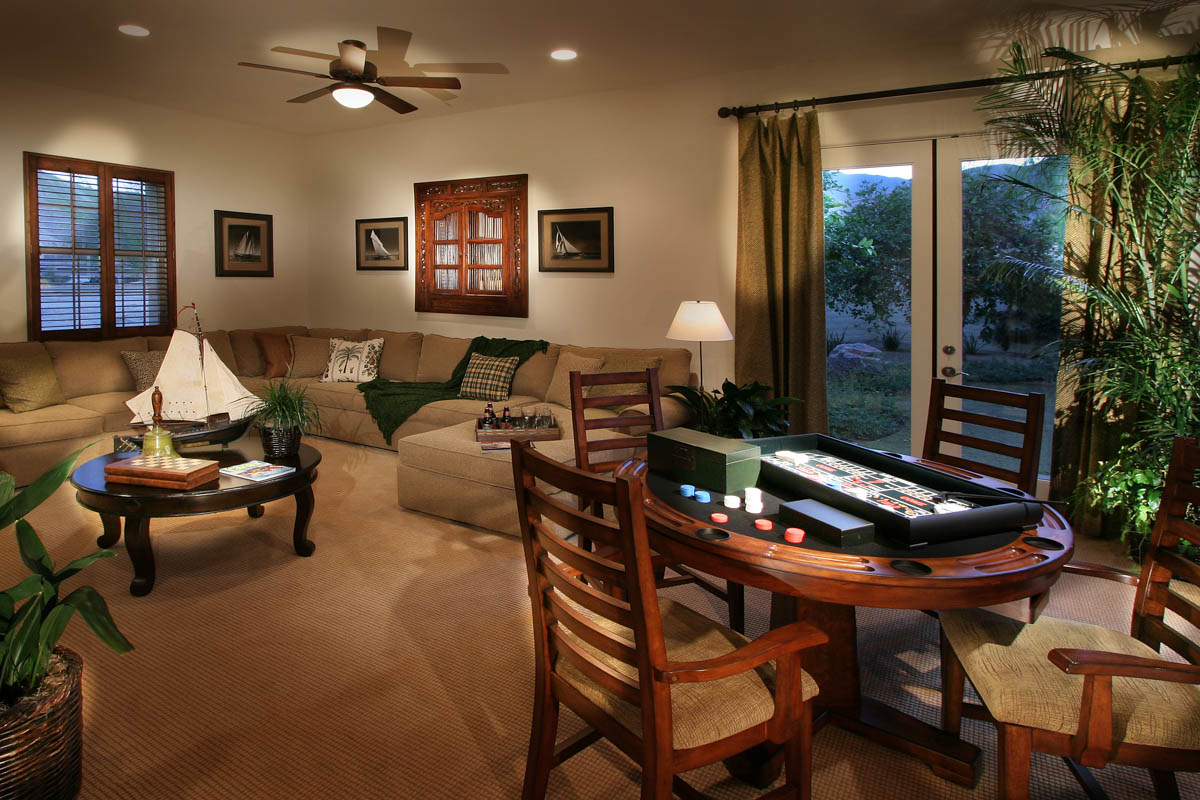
[{"xmin": 104, "ymin": 455, "xmax": 220, "ymax": 490}]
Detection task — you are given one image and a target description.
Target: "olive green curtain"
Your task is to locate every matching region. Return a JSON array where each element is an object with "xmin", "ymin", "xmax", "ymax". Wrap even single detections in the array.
[{"xmin": 734, "ymin": 112, "xmax": 828, "ymax": 434}]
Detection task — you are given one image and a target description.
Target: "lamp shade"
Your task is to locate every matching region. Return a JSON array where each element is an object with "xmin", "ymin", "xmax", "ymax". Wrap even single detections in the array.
[{"xmin": 666, "ymin": 301, "xmax": 732, "ymax": 342}]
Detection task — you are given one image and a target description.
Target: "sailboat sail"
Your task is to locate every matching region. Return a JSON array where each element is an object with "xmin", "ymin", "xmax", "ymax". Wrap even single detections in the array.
[
  {"xmin": 369, "ymin": 230, "xmax": 392, "ymax": 258},
  {"xmin": 233, "ymin": 231, "xmax": 260, "ymax": 258},
  {"xmin": 554, "ymin": 229, "xmax": 581, "ymax": 256},
  {"xmin": 126, "ymin": 330, "xmax": 258, "ymax": 425}
]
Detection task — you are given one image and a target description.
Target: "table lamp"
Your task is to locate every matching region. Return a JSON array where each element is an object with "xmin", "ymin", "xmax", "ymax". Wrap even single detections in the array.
[{"xmin": 666, "ymin": 300, "xmax": 733, "ymax": 390}]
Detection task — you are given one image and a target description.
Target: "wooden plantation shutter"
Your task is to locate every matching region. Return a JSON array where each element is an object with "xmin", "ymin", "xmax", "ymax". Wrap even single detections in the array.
[{"xmin": 24, "ymin": 153, "xmax": 175, "ymax": 340}]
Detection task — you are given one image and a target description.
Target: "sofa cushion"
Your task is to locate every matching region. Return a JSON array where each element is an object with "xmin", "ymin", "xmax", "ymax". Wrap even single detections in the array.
[
  {"xmin": 322, "ymin": 338, "xmax": 383, "ymax": 383},
  {"xmin": 0, "ymin": 403, "xmax": 104, "ymax": 447},
  {"xmin": 589, "ymin": 354, "xmax": 663, "ymax": 400},
  {"xmin": 300, "ymin": 380, "xmax": 367, "ymax": 413},
  {"xmin": 147, "ymin": 335, "xmax": 172, "ymax": 351},
  {"xmin": 0, "ymin": 352, "xmax": 68, "ymax": 413},
  {"xmin": 545, "ymin": 351, "xmax": 605, "ymax": 407},
  {"xmin": 120, "ymin": 350, "xmax": 166, "ymax": 392},
  {"xmin": 0, "ymin": 343, "xmax": 49, "ymax": 409},
  {"xmin": 458, "ymin": 354, "xmax": 519, "ymax": 401},
  {"xmin": 511, "ymin": 343, "xmax": 560, "ymax": 398},
  {"xmin": 415, "ymin": 335, "xmax": 472, "ymax": 382},
  {"xmin": 309, "ymin": 327, "xmax": 368, "ymax": 342},
  {"xmin": 229, "ymin": 326, "xmax": 308, "ymax": 376},
  {"xmin": 255, "ymin": 332, "xmax": 293, "ymax": 379},
  {"xmin": 68, "ymin": 392, "xmax": 138, "ymax": 432},
  {"xmin": 289, "ymin": 336, "xmax": 332, "ymax": 378},
  {"xmin": 203, "ymin": 331, "xmax": 239, "ymax": 374},
  {"xmin": 369, "ymin": 330, "xmax": 422, "ymax": 382},
  {"xmin": 561, "ymin": 345, "xmax": 692, "ymax": 390},
  {"xmin": 45, "ymin": 337, "xmax": 146, "ymax": 398}
]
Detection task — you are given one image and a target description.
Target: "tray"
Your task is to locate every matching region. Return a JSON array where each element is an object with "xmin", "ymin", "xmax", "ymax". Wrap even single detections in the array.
[{"xmin": 475, "ymin": 418, "xmax": 561, "ymax": 443}]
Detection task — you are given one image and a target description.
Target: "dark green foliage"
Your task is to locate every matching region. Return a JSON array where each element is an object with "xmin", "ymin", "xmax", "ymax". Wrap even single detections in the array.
[
  {"xmin": 249, "ymin": 376, "xmax": 321, "ymax": 433},
  {"xmin": 825, "ymin": 329, "xmax": 846, "ymax": 356},
  {"xmin": 1, "ymin": 447, "xmax": 132, "ymax": 704},
  {"xmin": 667, "ymin": 380, "xmax": 801, "ymax": 439},
  {"xmin": 880, "ymin": 326, "xmax": 904, "ymax": 352},
  {"xmin": 826, "ymin": 366, "xmax": 909, "ymax": 440},
  {"xmin": 963, "ymin": 354, "xmax": 1058, "ymax": 383}
]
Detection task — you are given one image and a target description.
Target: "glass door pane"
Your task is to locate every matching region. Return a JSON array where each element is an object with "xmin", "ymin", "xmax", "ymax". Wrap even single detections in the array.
[{"xmin": 823, "ymin": 142, "xmax": 933, "ymax": 454}]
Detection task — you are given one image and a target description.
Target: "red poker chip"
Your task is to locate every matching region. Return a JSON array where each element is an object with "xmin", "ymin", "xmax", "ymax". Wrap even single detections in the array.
[
  {"xmin": 784, "ymin": 527, "xmax": 806, "ymax": 543},
  {"xmin": 754, "ymin": 518, "xmax": 773, "ymax": 531},
  {"xmin": 710, "ymin": 512, "xmax": 729, "ymax": 524}
]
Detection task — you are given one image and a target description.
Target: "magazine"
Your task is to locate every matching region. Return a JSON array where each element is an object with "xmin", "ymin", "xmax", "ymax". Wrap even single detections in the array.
[{"xmin": 219, "ymin": 460, "xmax": 296, "ymax": 482}]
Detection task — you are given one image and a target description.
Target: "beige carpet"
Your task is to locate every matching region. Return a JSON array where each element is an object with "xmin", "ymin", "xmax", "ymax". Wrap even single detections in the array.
[{"xmin": 5, "ymin": 437, "xmax": 1196, "ymax": 799}]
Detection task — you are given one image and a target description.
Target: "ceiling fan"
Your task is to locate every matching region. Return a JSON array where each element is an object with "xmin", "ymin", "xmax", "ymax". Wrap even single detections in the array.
[{"xmin": 238, "ymin": 27, "xmax": 508, "ymax": 114}]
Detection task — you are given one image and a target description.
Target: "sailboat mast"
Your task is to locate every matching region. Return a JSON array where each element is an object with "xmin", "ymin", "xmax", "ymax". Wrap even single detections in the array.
[{"xmin": 182, "ymin": 304, "xmax": 211, "ymax": 420}]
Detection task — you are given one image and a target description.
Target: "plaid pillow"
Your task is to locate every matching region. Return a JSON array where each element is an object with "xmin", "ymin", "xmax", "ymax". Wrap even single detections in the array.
[{"xmin": 459, "ymin": 353, "xmax": 520, "ymax": 401}]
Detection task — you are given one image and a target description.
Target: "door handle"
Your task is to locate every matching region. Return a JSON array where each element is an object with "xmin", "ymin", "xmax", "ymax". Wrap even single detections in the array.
[{"xmin": 941, "ymin": 366, "xmax": 970, "ymax": 378}]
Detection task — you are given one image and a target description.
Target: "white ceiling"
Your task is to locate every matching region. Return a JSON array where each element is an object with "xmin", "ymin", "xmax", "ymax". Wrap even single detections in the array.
[{"xmin": 3, "ymin": 0, "xmax": 1198, "ymax": 136}]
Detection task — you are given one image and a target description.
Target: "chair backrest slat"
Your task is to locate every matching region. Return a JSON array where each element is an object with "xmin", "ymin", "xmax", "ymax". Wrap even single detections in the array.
[
  {"xmin": 1132, "ymin": 437, "xmax": 1200, "ymax": 665},
  {"xmin": 528, "ymin": 490, "xmax": 621, "ymax": 549},
  {"xmin": 541, "ymin": 555, "xmax": 634, "ymax": 628},
  {"xmin": 533, "ymin": 521, "xmax": 626, "ymax": 589},
  {"xmin": 570, "ymin": 368, "xmax": 666, "ymax": 475},
  {"xmin": 584, "ymin": 415, "xmax": 653, "ymax": 430},
  {"xmin": 922, "ymin": 377, "xmax": 1045, "ymax": 495},
  {"xmin": 547, "ymin": 592, "xmax": 639, "ymax": 666},
  {"xmin": 551, "ymin": 630, "xmax": 643, "ymax": 705}
]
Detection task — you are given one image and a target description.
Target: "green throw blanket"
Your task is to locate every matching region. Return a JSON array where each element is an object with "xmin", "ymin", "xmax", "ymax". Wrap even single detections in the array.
[{"xmin": 358, "ymin": 336, "xmax": 549, "ymax": 444}]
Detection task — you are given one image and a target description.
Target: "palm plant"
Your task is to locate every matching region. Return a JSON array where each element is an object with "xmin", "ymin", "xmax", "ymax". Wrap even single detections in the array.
[
  {"xmin": 1, "ymin": 447, "xmax": 132, "ymax": 705},
  {"xmin": 980, "ymin": 43, "xmax": 1200, "ymax": 552}
]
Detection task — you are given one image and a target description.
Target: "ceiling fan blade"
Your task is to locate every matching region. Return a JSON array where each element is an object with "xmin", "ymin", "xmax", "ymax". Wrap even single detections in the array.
[
  {"xmin": 412, "ymin": 62, "xmax": 509, "ymax": 75},
  {"xmin": 239, "ymin": 62, "xmax": 330, "ymax": 79},
  {"xmin": 376, "ymin": 75, "xmax": 462, "ymax": 90},
  {"xmin": 287, "ymin": 84, "xmax": 338, "ymax": 104},
  {"xmin": 338, "ymin": 40, "xmax": 367, "ymax": 74},
  {"xmin": 270, "ymin": 46, "xmax": 338, "ymax": 61},
  {"xmin": 367, "ymin": 85, "xmax": 418, "ymax": 114},
  {"xmin": 375, "ymin": 27, "xmax": 413, "ymax": 60}
]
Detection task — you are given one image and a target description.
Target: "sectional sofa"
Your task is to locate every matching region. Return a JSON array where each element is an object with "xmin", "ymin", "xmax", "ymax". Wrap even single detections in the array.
[{"xmin": 0, "ymin": 326, "xmax": 692, "ymax": 534}]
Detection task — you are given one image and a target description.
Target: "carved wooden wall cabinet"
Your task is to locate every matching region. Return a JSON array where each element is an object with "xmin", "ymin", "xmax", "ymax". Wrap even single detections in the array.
[{"xmin": 414, "ymin": 174, "xmax": 528, "ymax": 317}]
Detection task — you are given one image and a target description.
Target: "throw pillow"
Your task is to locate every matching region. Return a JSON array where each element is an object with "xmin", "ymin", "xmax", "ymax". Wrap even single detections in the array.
[
  {"xmin": 0, "ymin": 352, "xmax": 67, "ymax": 413},
  {"xmin": 120, "ymin": 350, "xmax": 167, "ymax": 393},
  {"xmin": 458, "ymin": 353, "xmax": 520, "ymax": 401},
  {"xmin": 288, "ymin": 336, "xmax": 332, "ymax": 378},
  {"xmin": 322, "ymin": 337, "xmax": 384, "ymax": 383},
  {"xmin": 588, "ymin": 354, "xmax": 664, "ymax": 400},
  {"xmin": 544, "ymin": 351, "xmax": 605, "ymax": 407},
  {"xmin": 255, "ymin": 332, "xmax": 293, "ymax": 379}
]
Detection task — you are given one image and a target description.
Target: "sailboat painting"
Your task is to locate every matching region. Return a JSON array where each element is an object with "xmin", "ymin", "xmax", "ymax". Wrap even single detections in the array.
[
  {"xmin": 356, "ymin": 216, "xmax": 408, "ymax": 271},
  {"xmin": 215, "ymin": 210, "xmax": 274, "ymax": 277},
  {"xmin": 538, "ymin": 207, "xmax": 614, "ymax": 273}
]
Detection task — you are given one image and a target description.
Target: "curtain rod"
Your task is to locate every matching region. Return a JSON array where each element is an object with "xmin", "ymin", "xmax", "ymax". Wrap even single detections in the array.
[{"xmin": 717, "ymin": 52, "xmax": 1198, "ymax": 119}]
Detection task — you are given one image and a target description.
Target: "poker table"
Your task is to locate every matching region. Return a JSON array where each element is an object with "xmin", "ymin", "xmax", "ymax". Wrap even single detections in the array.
[{"xmin": 619, "ymin": 433, "xmax": 1075, "ymax": 786}]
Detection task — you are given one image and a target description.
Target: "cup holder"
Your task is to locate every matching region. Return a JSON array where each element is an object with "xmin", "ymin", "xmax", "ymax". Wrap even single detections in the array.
[
  {"xmin": 695, "ymin": 527, "xmax": 731, "ymax": 541},
  {"xmin": 1021, "ymin": 535, "xmax": 1064, "ymax": 551},
  {"xmin": 890, "ymin": 559, "xmax": 933, "ymax": 576}
]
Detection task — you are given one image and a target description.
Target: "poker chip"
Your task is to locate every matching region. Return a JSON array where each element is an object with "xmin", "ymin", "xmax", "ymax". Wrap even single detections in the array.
[
  {"xmin": 754, "ymin": 518, "xmax": 773, "ymax": 531},
  {"xmin": 784, "ymin": 527, "xmax": 806, "ymax": 543},
  {"xmin": 710, "ymin": 512, "xmax": 729, "ymax": 524}
]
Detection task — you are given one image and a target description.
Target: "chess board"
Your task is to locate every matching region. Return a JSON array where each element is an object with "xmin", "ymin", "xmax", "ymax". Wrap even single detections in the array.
[{"xmin": 104, "ymin": 454, "xmax": 221, "ymax": 490}]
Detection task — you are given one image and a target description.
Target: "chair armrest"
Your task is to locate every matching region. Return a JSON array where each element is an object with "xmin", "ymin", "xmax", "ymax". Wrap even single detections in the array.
[
  {"xmin": 1049, "ymin": 648, "xmax": 1200, "ymax": 684},
  {"xmin": 1062, "ymin": 561, "xmax": 1139, "ymax": 586},
  {"xmin": 654, "ymin": 621, "xmax": 828, "ymax": 684}
]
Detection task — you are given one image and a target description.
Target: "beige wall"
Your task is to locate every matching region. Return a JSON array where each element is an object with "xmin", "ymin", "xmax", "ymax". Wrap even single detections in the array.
[{"xmin": 0, "ymin": 82, "xmax": 310, "ymax": 341}]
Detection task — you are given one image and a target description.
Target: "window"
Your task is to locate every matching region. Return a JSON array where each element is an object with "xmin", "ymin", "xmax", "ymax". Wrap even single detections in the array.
[{"xmin": 23, "ymin": 152, "xmax": 175, "ymax": 340}]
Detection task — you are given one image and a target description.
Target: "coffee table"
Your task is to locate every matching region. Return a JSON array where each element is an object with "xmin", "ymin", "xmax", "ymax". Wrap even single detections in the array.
[{"xmin": 71, "ymin": 439, "xmax": 321, "ymax": 596}]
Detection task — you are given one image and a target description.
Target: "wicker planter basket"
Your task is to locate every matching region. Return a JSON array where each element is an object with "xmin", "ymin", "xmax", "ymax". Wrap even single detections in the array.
[
  {"xmin": 260, "ymin": 426, "xmax": 301, "ymax": 458},
  {"xmin": 0, "ymin": 648, "xmax": 83, "ymax": 800}
]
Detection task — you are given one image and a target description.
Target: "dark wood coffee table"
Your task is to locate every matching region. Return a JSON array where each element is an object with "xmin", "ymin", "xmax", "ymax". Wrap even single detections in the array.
[{"xmin": 71, "ymin": 440, "xmax": 321, "ymax": 596}]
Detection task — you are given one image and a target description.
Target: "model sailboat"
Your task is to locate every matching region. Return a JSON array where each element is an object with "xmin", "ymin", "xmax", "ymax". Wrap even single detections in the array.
[
  {"xmin": 554, "ymin": 229, "xmax": 581, "ymax": 257},
  {"xmin": 233, "ymin": 231, "xmax": 260, "ymax": 260},
  {"xmin": 124, "ymin": 305, "xmax": 258, "ymax": 448},
  {"xmin": 369, "ymin": 230, "xmax": 392, "ymax": 259}
]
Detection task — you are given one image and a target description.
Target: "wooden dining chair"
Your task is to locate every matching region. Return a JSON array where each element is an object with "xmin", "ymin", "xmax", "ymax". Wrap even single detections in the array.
[
  {"xmin": 939, "ymin": 436, "xmax": 1200, "ymax": 799},
  {"xmin": 922, "ymin": 377, "xmax": 1045, "ymax": 495},
  {"xmin": 569, "ymin": 367, "xmax": 746, "ymax": 633},
  {"xmin": 511, "ymin": 440, "xmax": 827, "ymax": 799}
]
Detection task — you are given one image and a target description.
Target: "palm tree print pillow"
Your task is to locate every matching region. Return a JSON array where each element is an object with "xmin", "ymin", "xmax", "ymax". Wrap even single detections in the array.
[{"xmin": 321, "ymin": 338, "xmax": 384, "ymax": 382}]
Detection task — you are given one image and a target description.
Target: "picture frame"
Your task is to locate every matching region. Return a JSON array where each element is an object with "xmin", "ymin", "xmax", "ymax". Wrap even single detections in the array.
[
  {"xmin": 538, "ymin": 207, "xmax": 613, "ymax": 273},
  {"xmin": 355, "ymin": 217, "xmax": 408, "ymax": 271},
  {"xmin": 214, "ymin": 210, "xmax": 273, "ymax": 277}
]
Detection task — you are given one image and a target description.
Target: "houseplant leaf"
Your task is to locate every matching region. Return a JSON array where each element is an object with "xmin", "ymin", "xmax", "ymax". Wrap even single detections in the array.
[
  {"xmin": 54, "ymin": 550, "xmax": 117, "ymax": 584},
  {"xmin": 0, "ymin": 446, "xmax": 86, "ymax": 531},
  {"xmin": 15, "ymin": 519, "xmax": 54, "ymax": 579},
  {"xmin": 60, "ymin": 587, "xmax": 133, "ymax": 654}
]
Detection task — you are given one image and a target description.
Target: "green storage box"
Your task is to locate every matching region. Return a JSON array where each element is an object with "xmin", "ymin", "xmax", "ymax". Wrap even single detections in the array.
[{"xmin": 647, "ymin": 428, "xmax": 761, "ymax": 494}]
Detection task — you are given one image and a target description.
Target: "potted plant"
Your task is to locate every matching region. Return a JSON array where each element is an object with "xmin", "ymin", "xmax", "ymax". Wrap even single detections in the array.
[
  {"xmin": 667, "ymin": 379, "xmax": 801, "ymax": 439},
  {"xmin": 248, "ymin": 376, "xmax": 320, "ymax": 458},
  {"xmin": 0, "ymin": 447, "xmax": 132, "ymax": 800}
]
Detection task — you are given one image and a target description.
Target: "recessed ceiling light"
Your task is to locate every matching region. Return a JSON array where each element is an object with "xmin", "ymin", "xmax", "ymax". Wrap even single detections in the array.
[
  {"xmin": 118, "ymin": 24, "xmax": 150, "ymax": 37},
  {"xmin": 550, "ymin": 49, "xmax": 577, "ymax": 61}
]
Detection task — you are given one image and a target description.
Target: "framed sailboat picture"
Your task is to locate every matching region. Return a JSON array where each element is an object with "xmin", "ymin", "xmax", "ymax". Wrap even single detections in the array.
[
  {"xmin": 538, "ymin": 207, "xmax": 613, "ymax": 273},
  {"xmin": 215, "ymin": 210, "xmax": 273, "ymax": 277},
  {"xmin": 356, "ymin": 217, "xmax": 408, "ymax": 271}
]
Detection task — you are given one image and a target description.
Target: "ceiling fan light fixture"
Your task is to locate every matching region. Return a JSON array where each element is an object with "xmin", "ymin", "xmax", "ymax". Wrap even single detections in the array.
[
  {"xmin": 550, "ymin": 48, "xmax": 577, "ymax": 61},
  {"xmin": 332, "ymin": 85, "xmax": 374, "ymax": 108},
  {"xmin": 118, "ymin": 24, "xmax": 151, "ymax": 37}
]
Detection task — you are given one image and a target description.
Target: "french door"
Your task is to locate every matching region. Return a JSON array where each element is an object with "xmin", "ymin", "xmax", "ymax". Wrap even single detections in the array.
[{"xmin": 823, "ymin": 137, "xmax": 1063, "ymax": 485}]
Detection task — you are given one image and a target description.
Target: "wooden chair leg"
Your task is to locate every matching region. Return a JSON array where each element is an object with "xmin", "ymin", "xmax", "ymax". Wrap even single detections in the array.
[
  {"xmin": 522, "ymin": 683, "xmax": 559, "ymax": 800},
  {"xmin": 642, "ymin": 763, "xmax": 674, "ymax": 800},
  {"xmin": 996, "ymin": 724, "xmax": 1032, "ymax": 800},
  {"xmin": 1150, "ymin": 769, "xmax": 1181, "ymax": 800},
  {"xmin": 728, "ymin": 581, "xmax": 746, "ymax": 634},
  {"xmin": 782, "ymin": 701, "xmax": 814, "ymax": 800},
  {"xmin": 940, "ymin": 629, "xmax": 965, "ymax": 736}
]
